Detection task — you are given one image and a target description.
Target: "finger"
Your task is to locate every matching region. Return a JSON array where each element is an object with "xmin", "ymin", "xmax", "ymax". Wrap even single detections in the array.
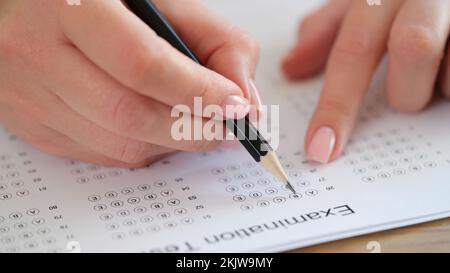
[
  {"xmin": 305, "ymin": 0, "xmax": 403, "ymax": 164},
  {"xmin": 10, "ymin": 124, "xmax": 135, "ymax": 167},
  {"xmin": 40, "ymin": 44, "xmax": 225, "ymax": 152},
  {"xmin": 281, "ymin": 0, "xmax": 350, "ymax": 79},
  {"xmin": 5, "ymin": 83, "xmax": 175, "ymax": 164},
  {"xmin": 0, "ymin": 105, "xmax": 157, "ymax": 167},
  {"xmin": 58, "ymin": 0, "xmax": 248, "ymax": 119},
  {"xmin": 438, "ymin": 43, "xmax": 450, "ymax": 97},
  {"xmin": 18, "ymin": 122, "xmax": 170, "ymax": 168},
  {"xmin": 153, "ymin": 0, "xmax": 262, "ymax": 110},
  {"xmin": 386, "ymin": 0, "xmax": 450, "ymax": 111}
]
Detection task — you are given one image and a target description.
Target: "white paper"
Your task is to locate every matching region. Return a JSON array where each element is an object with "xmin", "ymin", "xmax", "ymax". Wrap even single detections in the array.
[{"xmin": 1, "ymin": 0, "xmax": 450, "ymax": 253}]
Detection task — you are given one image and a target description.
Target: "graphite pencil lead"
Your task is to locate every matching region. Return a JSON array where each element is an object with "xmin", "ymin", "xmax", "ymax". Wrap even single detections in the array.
[{"xmin": 286, "ymin": 181, "xmax": 296, "ymax": 194}]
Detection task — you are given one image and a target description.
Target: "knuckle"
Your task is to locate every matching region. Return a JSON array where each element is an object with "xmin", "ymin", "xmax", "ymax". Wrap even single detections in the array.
[
  {"xmin": 124, "ymin": 46, "xmax": 164, "ymax": 90},
  {"xmin": 319, "ymin": 96, "xmax": 354, "ymax": 120},
  {"xmin": 110, "ymin": 94, "xmax": 151, "ymax": 134},
  {"xmin": 389, "ymin": 26, "xmax": 442, "ymax": 65},
  {"xmin": 228, "ymin": 25, "xmax": 260, "ymax": 55},
  {"xmin": 113, "ymin": 139, "xmax": 149, "ymax": 164},
  {"xmin": 332, "ymin": 26, "xmax": 373, "ymax": 63},
  {"xmin": 238, "ymin": 31, "xmax": 260, "ymax": 57}
]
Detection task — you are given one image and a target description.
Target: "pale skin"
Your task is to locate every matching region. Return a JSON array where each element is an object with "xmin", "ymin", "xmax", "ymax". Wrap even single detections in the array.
[
  {"xmin": 282, "ymin": 0, "xmax": 450, "ymax": 164},
  {"xmin": 1, "ymin": 0, "xmax": 449, "ymax": 168},
  {"xmin": 0, "ymin": 0, "xmax": 261, "ymax": 168}
]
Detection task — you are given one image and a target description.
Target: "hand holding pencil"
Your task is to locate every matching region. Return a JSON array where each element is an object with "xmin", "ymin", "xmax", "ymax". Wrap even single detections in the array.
[{"xmin": 0, "ymin": 0, "xmax": 261, "ymax": 167}]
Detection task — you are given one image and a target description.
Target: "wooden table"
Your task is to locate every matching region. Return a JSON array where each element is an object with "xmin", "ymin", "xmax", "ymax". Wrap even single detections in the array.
[{"xmin": 291, "ymin": 217, "xmax": 450, "ymax": 253}]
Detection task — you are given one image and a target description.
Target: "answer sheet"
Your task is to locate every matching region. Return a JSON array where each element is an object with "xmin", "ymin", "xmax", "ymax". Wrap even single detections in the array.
[{"xmin": 1, "ymin": 0, "xmax": 450, "ymax": 253}]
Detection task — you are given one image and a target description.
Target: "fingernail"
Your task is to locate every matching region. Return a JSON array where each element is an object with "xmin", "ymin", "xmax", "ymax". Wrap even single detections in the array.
[
  {"xmin": 307, "ymin": 127, "xmax": 336, "ymax": 164},
  {"xmin": 249, "ymin": 80, "xmax": 263, "ymax": 112},
  {"xmin": 221, "ymin": 95, "xmax": 250, "ymax": 120},
  {"xmin": 248, "ymin": 105, "xmax": 260, "ymax": 123},
  {"xmin": 247, "ymin": 80, "xmax": 264, "ymax": 122}
]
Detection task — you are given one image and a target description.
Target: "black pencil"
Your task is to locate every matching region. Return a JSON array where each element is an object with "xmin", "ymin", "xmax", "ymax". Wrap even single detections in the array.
[{"xmin": 123, "ymin": 0, "xmax": 295, "ymax": 194}]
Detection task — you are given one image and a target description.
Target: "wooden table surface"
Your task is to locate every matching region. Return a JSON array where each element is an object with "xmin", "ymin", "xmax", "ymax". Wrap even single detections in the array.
[{"xmin": 291, "ymin": 217, "xmax": 450, "ymax": 253}]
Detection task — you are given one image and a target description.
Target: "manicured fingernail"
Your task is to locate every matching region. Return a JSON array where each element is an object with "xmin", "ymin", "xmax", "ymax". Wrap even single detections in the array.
[
  {"xmin": 307, "ymin": 127, "xmax": 336, "ymax": 164},
  {"xmin": 247, "ymin": 79, "xmax": 264, "ymax": 122},
  {"xmin": 221, "ymin": 95, "xmax": 250, "ymax": 120},
  {"xmin": 249, "ymin": 80, "xmax": 263, "ymax": 111}
]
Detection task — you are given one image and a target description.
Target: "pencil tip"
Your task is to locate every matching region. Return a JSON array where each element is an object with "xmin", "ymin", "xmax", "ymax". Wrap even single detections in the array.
[{"xmin": 286, "ymin": 181, "xmax": 296, "ymax": 194}]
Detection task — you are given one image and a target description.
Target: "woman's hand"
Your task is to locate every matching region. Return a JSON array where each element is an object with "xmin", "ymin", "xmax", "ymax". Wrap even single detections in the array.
[
  {"xmin": 282, "ymin": 0, "xmax": 450, "ymax": 164},
  {"xmin": 0, "ymin": 0, "xmax": 261, "ymax": 167}
]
